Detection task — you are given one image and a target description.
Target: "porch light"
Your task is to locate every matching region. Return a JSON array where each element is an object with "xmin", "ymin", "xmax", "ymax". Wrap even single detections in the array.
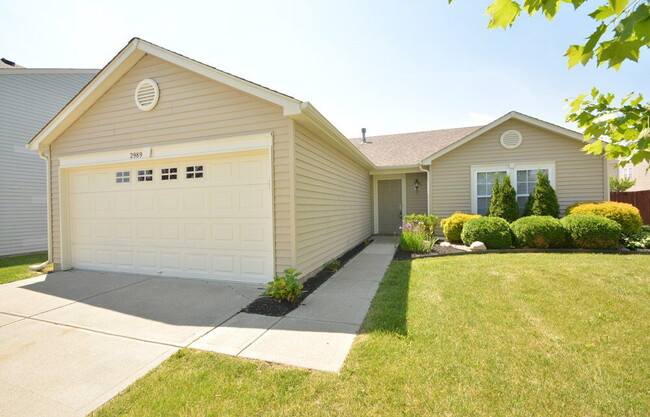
[{"xmin": 414, "ymin": 178, "xmax": 420, "ymax": 193}]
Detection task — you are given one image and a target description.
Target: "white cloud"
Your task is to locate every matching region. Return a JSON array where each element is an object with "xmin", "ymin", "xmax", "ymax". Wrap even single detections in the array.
[{"xmin": 467, "ymin": 112, "xmax": 495, "ymax": 125}]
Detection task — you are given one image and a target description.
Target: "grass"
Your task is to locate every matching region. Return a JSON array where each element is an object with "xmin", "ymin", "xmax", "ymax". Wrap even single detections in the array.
[
  {"xmin": 0, "ymin": 252, "xmax": 50, "ymax": 284},
  {"xmin": 94, "ymin": 254, "xmax": 650, "ymax": 416}
]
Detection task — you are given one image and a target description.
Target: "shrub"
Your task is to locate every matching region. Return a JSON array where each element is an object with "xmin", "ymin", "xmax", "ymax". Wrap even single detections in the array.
[
  {"xmin": 566, "ymin": 201, "xmax": 642, "ymax": 235},
  {"xmin": 610, "ymin": 176, "xmax": 636, "ymax": 192},
  {"xmin": 488, "ymin": 175, "xmax": 519, "ymax": 222},
  {"xmin": 461, "ymin": 217, "xmax": 513, "ymax": 249},
  {"xmin": 440, "ymin": 212, "xmax": 481, "ymax": 243},
  {"xmin": 403, "ymin": 214, "xmax": 439, "ymax": 241},
  {"xmin": 400, "ymin": 220, "xmax": 429, "ymax": 253},
  {"xmin": 326, "ymin": 259, "xmax": 341, "ymax": 272},
  {"xmin": 262, "ymin": 268, "xmax": 303, "ymax": 304},
  {"xmin": 510, "ymin": 216, "xmax": 566, "ymax": 248},
  {"xmin": 523, "ymin": 171, "xmax": 560, "ymax": 217},
  {"xmin": 560, "ymin": 214, "xmax": 621, "ymax": 249}
]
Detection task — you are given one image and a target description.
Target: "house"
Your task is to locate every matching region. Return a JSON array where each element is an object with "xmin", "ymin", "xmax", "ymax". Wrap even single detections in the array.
[
  {"xmin": 27, "ymin": 38, "xmax": 608, "ymax": 284},
  {"xmin": 611, "ymin": 160, "xmax": 650, "ymax": 191},
  {"xmin": 0, "ymin": 63, "xmax": 97, "ymax": 256}
]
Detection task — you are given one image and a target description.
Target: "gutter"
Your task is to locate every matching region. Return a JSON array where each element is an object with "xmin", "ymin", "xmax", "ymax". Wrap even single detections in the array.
[
  {"xmin": 419, "ymin": 164, "xmax": 431, "ymax": 215},
  {"xmin": 31, "ymin": 148, "xmax": 52, "ymax": 271}
]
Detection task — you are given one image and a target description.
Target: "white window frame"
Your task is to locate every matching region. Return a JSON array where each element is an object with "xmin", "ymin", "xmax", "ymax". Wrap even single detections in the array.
[
  {"xmin": 470, "ymin": 162, "xmax": 555, "ymax": 214},
  {"xmin": 622, "ymin": 165, "xmax": 633, "ymax": 179}
]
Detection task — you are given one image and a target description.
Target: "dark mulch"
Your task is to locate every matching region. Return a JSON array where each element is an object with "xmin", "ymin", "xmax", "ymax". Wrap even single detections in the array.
[
  {"xmin": 393, "ymin": 244, "xmax": 466, "ymax": 261},
  {"xmin": 242, "ymin": 238, "xmax": 373, "ymax": 317}
]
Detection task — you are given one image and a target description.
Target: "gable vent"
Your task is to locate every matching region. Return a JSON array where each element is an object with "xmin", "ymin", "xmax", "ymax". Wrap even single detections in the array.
[
  {"xmin": 134, "ymin": 79, "xmax": 160, "ymax": 111},
  {"xmin": 500, "ymin": 129, "xmax": 522, "ymax": 149}
]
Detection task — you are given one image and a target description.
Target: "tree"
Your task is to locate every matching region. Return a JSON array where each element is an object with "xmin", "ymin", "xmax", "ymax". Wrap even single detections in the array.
[
  {"xmin": 489, "ymin": 175, "xmax": 519, "ymax": 222},
  {"xmin": 524, "ymin": 171, "xmax": 561, "ymax": 217},
  {"xmin": 610, "ymin": 175, "xmax": 637, "ymax": 191},
  {"xmin": 449, "ymin": 0, "xmax": 650, "ymax": 165}
]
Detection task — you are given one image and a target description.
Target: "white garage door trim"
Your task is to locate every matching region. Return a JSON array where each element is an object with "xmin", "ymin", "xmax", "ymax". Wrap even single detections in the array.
[{"xmin": 57, "ymin": 133, "xmax": 274, "ymax": 284}]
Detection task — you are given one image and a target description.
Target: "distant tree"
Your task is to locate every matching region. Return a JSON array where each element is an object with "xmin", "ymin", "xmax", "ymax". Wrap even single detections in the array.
[
  {"xmin": 448, "ymin": 0, "xmax": 650, "ymax": 166},
  {"xmin": 489, "ymin": 175, "xmax": 519, "ymax": 222},
  {"xmin": 610, "ymin": 175, "xmax": 637, "ymax": 191},
  {"xmin": 524, "ymin": 171, "xmax": 561, "ymax": 217}
]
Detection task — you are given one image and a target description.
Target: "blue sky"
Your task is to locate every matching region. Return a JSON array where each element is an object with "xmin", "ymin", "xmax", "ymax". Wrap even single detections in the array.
[{"xmin": 1, "ymin": 0, "xmax": 648, "ymax": 137}]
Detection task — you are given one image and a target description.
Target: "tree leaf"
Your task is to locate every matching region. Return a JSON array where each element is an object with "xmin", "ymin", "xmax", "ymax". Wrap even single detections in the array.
[
  {"xmin": 486, "ymin": 0, "xmax": 522, "ymax": 28},
  {"xmin": 589, "ymin": 5, "xmax": 616, "ymax": 20},
  {"xmin": 609, "ymin": 0, "xmax": 629, "ymax": 16}
]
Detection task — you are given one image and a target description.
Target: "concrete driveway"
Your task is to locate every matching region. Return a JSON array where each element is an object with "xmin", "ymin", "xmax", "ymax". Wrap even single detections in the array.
[{"xmin": 0, "ymin": 270, "xmax": 261, "ymax": 417}]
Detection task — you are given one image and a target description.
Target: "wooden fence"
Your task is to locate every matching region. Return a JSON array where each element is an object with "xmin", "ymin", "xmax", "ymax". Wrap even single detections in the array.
[{"xmin": 610, "ymin": 190, "xmax": 650, "ymax": 225}]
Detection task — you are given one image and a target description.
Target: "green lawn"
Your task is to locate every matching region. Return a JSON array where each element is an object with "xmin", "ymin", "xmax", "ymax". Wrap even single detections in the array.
[
  {"xmin": 0, "ymin": 252, "xmax": 50, "ymax": 284},
  {"xmin": 95, "ymin": 254, "xmax": 650, "ymax": 416}
]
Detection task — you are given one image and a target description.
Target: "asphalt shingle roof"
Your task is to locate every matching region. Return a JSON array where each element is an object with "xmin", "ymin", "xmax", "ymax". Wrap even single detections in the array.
[{"xmin": 348, "ymin": 125, "xmax": 483, "ymax": 167}]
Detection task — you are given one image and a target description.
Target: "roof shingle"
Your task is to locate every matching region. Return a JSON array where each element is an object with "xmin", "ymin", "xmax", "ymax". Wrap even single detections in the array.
[{"xmin": 349, "ymin": 126, "xmax": 483, "ymax": 167}]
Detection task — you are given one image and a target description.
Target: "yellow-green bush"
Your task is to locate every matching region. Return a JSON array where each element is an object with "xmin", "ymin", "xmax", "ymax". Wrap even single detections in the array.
[
  {"xmin": 440, "ymin": 212, "xmax": 481, "ymax": 243},
  {"xmin": 566, "ymin": 201, "xmax": 642, "ymax": 235}
]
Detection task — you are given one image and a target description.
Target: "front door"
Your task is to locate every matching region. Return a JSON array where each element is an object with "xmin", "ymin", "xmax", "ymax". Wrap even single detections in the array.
[{"xmin": 377, "ymin": 179, "xmax": 402, "ymax": 234}]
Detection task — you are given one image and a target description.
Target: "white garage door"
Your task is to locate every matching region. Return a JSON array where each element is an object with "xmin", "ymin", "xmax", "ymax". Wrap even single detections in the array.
[{"xmin": 67, "ymin": 150, "xmax": 273, "ymax": 283}]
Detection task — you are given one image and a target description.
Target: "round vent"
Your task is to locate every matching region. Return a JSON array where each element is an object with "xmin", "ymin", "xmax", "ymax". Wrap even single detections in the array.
[
  {"xmin": 134, "ymin": 79, "xmax": 159, "ymax": 111},
  {"xmin": 500, "ymin": 129, "xmax": 523, "ymax": 149}
]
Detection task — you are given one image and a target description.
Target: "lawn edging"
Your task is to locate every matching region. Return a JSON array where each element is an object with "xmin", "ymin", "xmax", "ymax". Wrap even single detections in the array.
[{"xmin": 394, "ymin": 246, "xmax": 650, "ymax": 261}]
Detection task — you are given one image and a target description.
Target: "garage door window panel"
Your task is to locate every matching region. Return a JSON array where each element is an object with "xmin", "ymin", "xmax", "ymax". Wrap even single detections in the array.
[
  {"xmin": 137, "ymin": 169, "xmax": 153, "ymax": 182},
  {"xmin": 115, "ymin": 171, "xmax": 130, "ymax": 183},
  {"xmin": 161, "ymin": 167, "xmax": 178, "ymax": 181},
  {"xmin": 186, "ymin": 165, "xmax": 204, "ymax": 179}
]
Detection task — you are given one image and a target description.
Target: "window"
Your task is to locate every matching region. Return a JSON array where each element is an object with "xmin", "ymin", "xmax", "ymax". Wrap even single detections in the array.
[
  {"xmin": 161, "ymin": 167, "xmax": 177, "ymax": 180},
  {"xmin": 472, "ymin": 163, "xmax": 555, "ymax": 215},
  {"xmin": 623, "ymin": 165, "xmax": 633, "ymax": 179},
  {"xmin": 476, "ymin": 170, "xmax": 507, "ymax": 215},
  {"xmin": 116, "ymin": 171, "xmax": 130, "ymax": 183},
  {"xmin": 516, "ymin": 168, "xmax": 549, "ymax": 215},
  {"xmin": 186, "ymin": 165, "xmax": 204, "ymax": 179},
  {"xmin": 137, "ymin": 169, "xmax": 153, "ymax": 182}
]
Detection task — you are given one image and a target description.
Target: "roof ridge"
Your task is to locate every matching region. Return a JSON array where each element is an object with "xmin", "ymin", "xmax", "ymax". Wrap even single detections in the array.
[{"xmin": 349, "ymin": 125, "xmax": 484, "ymax": 140}]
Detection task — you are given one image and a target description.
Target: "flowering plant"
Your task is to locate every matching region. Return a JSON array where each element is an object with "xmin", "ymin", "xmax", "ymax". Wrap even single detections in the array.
[{"xmin": 400, "ymin": 219, "xmax": 435, "ymax": 253}]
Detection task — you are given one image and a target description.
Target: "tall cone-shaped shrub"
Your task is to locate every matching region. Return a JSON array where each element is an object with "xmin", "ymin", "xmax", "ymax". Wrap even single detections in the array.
[
  {"xmin": 488, "ymin": 175, "xmax": 518, "ymax": 222},
  {"xmin": 525, "ymin": 171, "xmax": 560, "ymax": 218}
]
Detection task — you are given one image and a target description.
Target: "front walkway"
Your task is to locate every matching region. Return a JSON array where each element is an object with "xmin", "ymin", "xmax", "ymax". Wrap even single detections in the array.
[{"xmin": 190, "ymin": 236, "xmax": 397, "ymax": 372}]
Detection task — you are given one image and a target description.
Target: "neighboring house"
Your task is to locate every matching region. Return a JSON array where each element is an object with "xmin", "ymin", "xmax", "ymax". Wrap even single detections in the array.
[
  {"xmin": 612, "ymin": 160, "xmax": 650, "ymax": 191},
  {"xmin": 0, "ymin": 63, "xmax": 97, "ymax": 257},
  {"xmin": 27, "ymin": 38, "xmax": 608, "ymax": 284}
]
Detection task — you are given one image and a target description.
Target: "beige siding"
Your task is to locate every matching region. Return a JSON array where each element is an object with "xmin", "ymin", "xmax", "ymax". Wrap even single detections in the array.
[
  {"xmin": 49, "ymin": 55, "xmax": 292, "ymax": 273},
  {"xmin": 294, "ymin": 123, "xmax": 372, "ymax": 277},
  {"xmin": 405, "ymin": 172, "xmax": 427, "ymax": 215},
  {"xmin": 619, "ymin": 160, "xmax": 650, "ymax": 191},
  {"xmin": 429, "ymin": 119, "xmax": 606, "ymax": 219}
]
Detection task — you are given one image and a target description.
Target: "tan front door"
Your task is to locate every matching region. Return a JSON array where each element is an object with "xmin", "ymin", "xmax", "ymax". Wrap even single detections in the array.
[{"xmin": 377, "ymin": 179, "xmax": 402, "ymax": 234}]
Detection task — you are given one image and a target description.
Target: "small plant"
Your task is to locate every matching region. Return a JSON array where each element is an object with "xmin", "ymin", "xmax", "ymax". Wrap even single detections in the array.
[
  {"xmin": 566, "ymin": 201, "xmax": 642, "ymax": 235},
  {"xmin": 523, "ymin": 171, "xmax": 560, "ymax": 217},
  {"xmin": 609, "ymin": 176, "xmax": 636, "ymax": 192},
  {"xmin": 326, "ymin": 259, "xmax": 341, "ymax": 272},
  {"xmin": 364, "ymin": 239, "xmax": 372, "ymax": 246},
  {"xmin": 488, "ymin": 175, "xmax": 519, "ymax": 222},
  {"xmin": 621, "ymin": 232, "xmax": 650, "ymax": 250},
  {"xmin": 400, "ymin": 220, "xmax": 429, "ymax": 252},
  {"xmin": 461, "ymin": 216, "xmax": 513, "ymax": 249},
  {"xmin": 403, "ymin": 214, "xmax": 439, "ymax": 240},
  {"xmin": 262, "ymin": 268, "xmax": 303, "ymax": 304},
  {"xmin": 440, "ymin": 212, "xmax": 481, "ymax": 243}
]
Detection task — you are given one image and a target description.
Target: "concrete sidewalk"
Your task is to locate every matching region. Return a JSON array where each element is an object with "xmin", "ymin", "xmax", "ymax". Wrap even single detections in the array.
[{"xmin": 190, "ymin": 236, "xmax": 397, "ymax": 372}]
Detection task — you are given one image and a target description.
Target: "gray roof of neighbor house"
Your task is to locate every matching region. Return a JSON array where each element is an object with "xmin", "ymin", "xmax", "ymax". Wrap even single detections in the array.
[{"xmin": 349, "ymin": 125, "xmax": 483, "ymax": 167}]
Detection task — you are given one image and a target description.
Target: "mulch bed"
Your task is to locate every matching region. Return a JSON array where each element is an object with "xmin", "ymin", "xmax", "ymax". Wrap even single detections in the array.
[
  {"xmin": 242, "ymin": 238, "xmax": 373, "ymax": 317},
  {"xmin": 393, "ymin": 244, "xmax": 465, "ymax": 261},
  {"xmin": 394, "ymin": 245, "xmax": 650, "ymax": 261}
]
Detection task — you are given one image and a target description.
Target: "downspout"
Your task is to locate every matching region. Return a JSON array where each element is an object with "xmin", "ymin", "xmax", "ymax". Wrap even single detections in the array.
[
  {"xmin": 419, "ymin": 163, "xmax": 430, "ymax": 215},
  {"xmin": 30, "ymin": 147, "xmax": 52, "ymax": 271}
]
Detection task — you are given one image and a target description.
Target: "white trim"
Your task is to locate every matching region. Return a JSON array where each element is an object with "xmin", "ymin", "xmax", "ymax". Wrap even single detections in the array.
[
  {"xmin": 418, "ymin": 164, "xmax": 431, "ymax": 215},
  {"xmin": 470, "ymin": 161, "xmax": 556, "ymax": 214},
  {"xmin": 373, "ymin": 174, "xmax": 407, "ymax": 234},
  {"xmin": 58, "ymin": 133, "xmax": 272, "ymax": 168},
  {"xmin": 369, "ymin": 166, "xmax": 421, "ymax": 175},
  {"xmin": 603, "ymin": 157, "xmax": 611, "ymax": 200},
  {"xmin": 38, "ymin": 150, "xmax": 53, "ymax": 263},
  {"xmin": 421, "ymin": 111, "xmax": 584, "ymax": 164},
  {"xmin": 134, "ymin": 78, "xmax": 160, "ymax": 111}
]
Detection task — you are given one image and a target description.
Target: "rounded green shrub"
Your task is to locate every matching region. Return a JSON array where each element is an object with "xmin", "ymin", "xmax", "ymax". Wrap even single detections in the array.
[
  {"xmin": 461, "ymin": 217, "xmax": 513, "ymax": 249},
  {"xmin": 510, "ymin": 216, "xmax": 566, "ymax": 248},
  {"xmin": 440, "ymin": 212, "xmax": 481, "ymax": 243},
  {"xmin": 560, "ymin": 214, "xmax": 622, "ymax": 250},
  {"xmin": 566, "ymin": 201, "xmax": 642, "ymax": 235}
]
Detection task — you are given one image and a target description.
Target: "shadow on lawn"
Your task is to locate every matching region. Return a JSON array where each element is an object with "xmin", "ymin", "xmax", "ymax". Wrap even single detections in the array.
[{"xmin": 361, "ymin": 259, "xmax": 412, "ymax": 337}]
